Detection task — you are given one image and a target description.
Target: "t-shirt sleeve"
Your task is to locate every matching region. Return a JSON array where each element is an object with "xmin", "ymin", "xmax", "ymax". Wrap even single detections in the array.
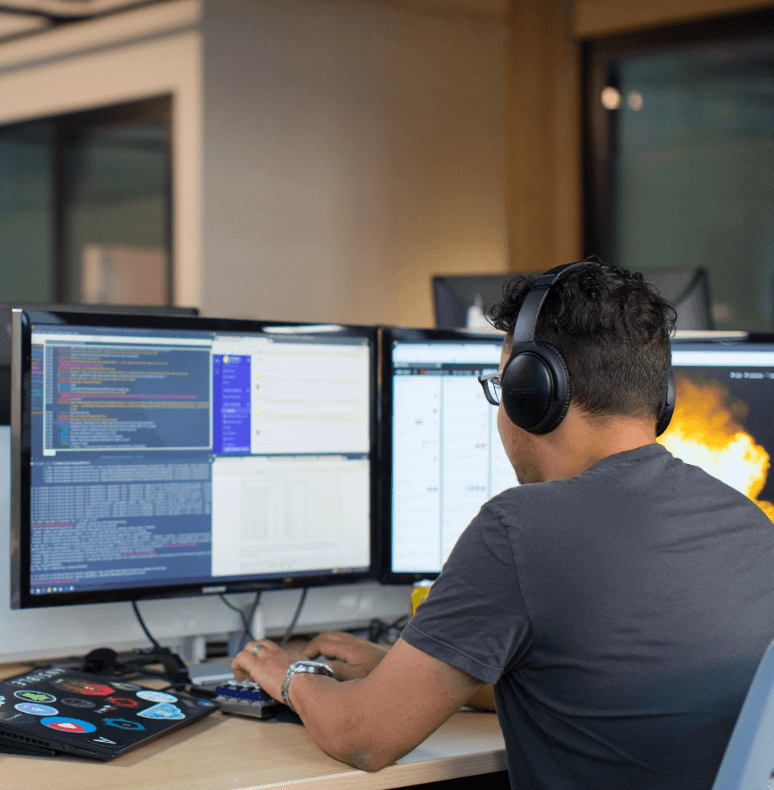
[{"xmin": 401, "ymin": 499, "xmax": 532, "ymax": 685}]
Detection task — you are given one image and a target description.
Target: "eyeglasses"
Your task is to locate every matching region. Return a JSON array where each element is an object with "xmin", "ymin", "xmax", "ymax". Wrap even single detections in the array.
[{"xmin": 478, "ymin": 370, "xmax": 502, "ymax": 406}]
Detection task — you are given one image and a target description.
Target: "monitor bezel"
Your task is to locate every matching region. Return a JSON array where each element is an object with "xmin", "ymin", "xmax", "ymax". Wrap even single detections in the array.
[
  {"xmin": 11, "ymin": 309, "xmax": 379, "ymax": 609},
  {"xmin": 377, "ymin": 326, "xmax": 507, "ymax": 585}
]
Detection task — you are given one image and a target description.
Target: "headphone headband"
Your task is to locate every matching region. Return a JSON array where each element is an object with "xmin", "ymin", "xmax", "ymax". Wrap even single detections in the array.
[{"xmin": 511, "ymin": 261, "xmax": 586, "ymax": 344}]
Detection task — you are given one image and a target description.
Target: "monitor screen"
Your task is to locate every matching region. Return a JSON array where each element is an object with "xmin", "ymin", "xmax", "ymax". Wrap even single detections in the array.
[
  {"xmin": 11, "ymin": 310, "xmax": 375, "ymax": 609},
  {"xmin": 0, "ymin": 303, "xmax": 199, "ymax": 426},
  {"xmin": 662, "ymin": 335, "xmax": 774, "ymax": 521},
  {"xmin": 379, "ymin": 328, "xmax": 516, "ymax": 583}
]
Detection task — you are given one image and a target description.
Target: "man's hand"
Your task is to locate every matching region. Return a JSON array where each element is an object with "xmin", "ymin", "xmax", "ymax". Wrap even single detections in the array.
[
  {"xmin": 301, "ymin": 631, "xmax": 389, "ymax": 681},
  {"xmin": 231, "ymin": 640, "xmax": 295, "ymax": 703}
]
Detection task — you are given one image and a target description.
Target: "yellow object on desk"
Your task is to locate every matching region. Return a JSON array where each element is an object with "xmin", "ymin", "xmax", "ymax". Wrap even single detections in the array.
[{"xmin": 411, "ymin": 580, "xmax": 433, "ymax": 618}]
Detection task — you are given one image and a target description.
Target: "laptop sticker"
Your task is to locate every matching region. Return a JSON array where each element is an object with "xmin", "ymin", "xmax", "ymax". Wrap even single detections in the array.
[
  {"xmin": 61, "ymin": 698, "xmax": 96, "ymax": 709},
  {"xmin": 41, "ymin": 717, "xmax": 97, "ymax": 734},
  {"xmin": 103, "ymin": 718, "xmax": 145, "ymax": 731},
  {"xmin": 14, "ymin": 703, "xmax": 58, "ymax": 716},
  {"xmin": 107, "ymin": 697, "xmax": 140, "ymax": 708},
  {"xmin": 14, "ymin": 690, "xmax": 56, "ymax": 704},
  {"xmin": 136, "ymin": 690, "xmax": 177, "ymax": 703},
  {"xmin": 137, "ymin": 702, "xmax": 185, "ymax": 720},
  {"xmin": 111, "ymin": 683, "xmax": 141, "ymax": 692},
  {"xmin": 52, "ymin": 678, "xmax": 114, "ymax": 696},
  {"xmin": 88, "ymin": 735, "xmax": 124, "ymax": 747}
]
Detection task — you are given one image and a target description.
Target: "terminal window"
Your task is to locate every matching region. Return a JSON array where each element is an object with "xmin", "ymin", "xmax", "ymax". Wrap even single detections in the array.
[{"xmin": 27, "ymin": 325, "xmax": 372, "ymax": 599}]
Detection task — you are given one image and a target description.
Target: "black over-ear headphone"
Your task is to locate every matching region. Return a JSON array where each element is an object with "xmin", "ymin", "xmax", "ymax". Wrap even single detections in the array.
[{"xmin": 500, "ymin": 261, "xmax": 675, "ymax": 436}]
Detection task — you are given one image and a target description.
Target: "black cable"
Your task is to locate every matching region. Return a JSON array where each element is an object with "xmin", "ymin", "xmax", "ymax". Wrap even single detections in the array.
[
  {"xmin": 279, "ymin": 588, "xmax": 309, "ymax": 648},
  {"xmin": 366, "ymin": 613, "xmax": 409, "ymax": 643},
  {"xmin": 219, "ymin": 594, "xmax": 250, "ymax": 638},
  {"xmin": 131, "ymin": 600, "xmax": 162, "ymax": 651},
  {"xmin": 219, "ymin": 590, "xmax": 262, "ymax": 648}
]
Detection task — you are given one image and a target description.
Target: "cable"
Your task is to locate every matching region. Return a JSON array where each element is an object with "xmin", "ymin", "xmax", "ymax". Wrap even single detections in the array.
[
  {"xmin": 278, "ymin": 588, "xmax": 308, "ymax": 648},
  {"xmin": 131, "ymin": 600, "xmax": 162, "ymax": 650},
  {"xmin": 219, "ymin": 590, "xmax": 262, "ymax": 648},
  {"xmin": 367, "ymin": 613, "xmax": 409, "ymax": 643}
]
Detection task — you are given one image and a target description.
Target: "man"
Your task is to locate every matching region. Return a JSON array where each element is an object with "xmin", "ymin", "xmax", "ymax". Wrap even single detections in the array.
[{"xmin": 233, "ymin": 262, "xmax": 774, "ymax": 789}]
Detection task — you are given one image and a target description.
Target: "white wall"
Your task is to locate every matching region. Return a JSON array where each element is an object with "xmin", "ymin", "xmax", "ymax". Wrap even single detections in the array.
[{"xmin": 200, "ymin": 0, "xmax": 509, "ymax": 327}]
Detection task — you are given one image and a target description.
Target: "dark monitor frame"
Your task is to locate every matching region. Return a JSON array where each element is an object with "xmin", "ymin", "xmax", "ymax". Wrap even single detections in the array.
[
  {"xmin": 377, "ymin": 326, "xmax": 507, "ymax": 585},
  {"xmin": 433, "ymin": 268, "xmax": 714, "ymax": 331},
  {"xmin": 11, "ymin": 308, "xmax": 378, "ymax": 609},
  {"xmin": 432, "ymin": 273, "xmax": 511, "ymax": 330}
]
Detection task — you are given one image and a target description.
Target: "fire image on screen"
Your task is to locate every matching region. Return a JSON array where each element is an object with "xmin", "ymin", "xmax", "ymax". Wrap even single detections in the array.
[{"xmin": 660, "ymin": 344, "xmax": 774, "ymax": 522}]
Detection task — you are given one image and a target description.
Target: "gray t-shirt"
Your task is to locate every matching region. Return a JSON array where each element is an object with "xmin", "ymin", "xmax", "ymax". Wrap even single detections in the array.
[{"xmin": 403, "ymin": 444, "xmax": 774, "ymax": 790}]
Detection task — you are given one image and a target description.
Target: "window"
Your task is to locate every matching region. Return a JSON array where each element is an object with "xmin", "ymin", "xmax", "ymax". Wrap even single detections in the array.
[
  {"xmin": 0, "ymin": 95, "xmax": 171, "ymax": 306},
  {"xmin": 585, "ymin": 12, "xmax": 774, "ymax": 331}
]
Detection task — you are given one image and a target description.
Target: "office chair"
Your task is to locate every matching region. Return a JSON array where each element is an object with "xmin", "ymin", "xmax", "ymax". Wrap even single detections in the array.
[{"xmin": 712, "ymin": 639, "xmax": 774, "ymax": 790}]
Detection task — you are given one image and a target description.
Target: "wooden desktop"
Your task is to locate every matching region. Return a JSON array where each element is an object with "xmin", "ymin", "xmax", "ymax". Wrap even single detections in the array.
[{"xmin": 0, "ymin": 662, "xmax": 507, "ymax": 790}]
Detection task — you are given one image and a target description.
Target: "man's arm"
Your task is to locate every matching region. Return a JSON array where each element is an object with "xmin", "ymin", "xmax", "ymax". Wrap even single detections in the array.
[
  {"xmin": 302, "ymin": 630, "xmax": 496, "ymax": 711},
  {"xmin": 232, "ymin": 637, "xmax": 484, "ymax": 772}
]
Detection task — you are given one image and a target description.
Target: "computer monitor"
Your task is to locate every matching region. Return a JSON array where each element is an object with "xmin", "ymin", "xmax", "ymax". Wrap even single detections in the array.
[
  {"xmin": 378, "ymin": 328, "xmax": 516, "ymax": 583},
  {"xmin": 662, "ymin": 334, "xmax": 774, "ymax": 521},
  {"xmin": 433, "ymin": 267, "xmax": 714, "ymax": 331},
  {"xmin": 0, "ymin": 303, "xmax": 199, "ymax": 426},
  {"xmin": 10, "ymin": 309, "xmax": 375, "ymax": 609}
]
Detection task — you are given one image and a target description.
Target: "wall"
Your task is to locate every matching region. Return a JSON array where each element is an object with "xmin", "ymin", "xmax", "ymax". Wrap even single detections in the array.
[{"xmin": 200, "ymin": 0, "xmax": 509, "ymax": 327}]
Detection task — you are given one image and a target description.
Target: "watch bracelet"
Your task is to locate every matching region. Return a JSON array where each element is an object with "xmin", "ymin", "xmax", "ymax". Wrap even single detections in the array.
[{"xmin": 280, "ymin": 661, "xmax": 335, "ymax": 713}]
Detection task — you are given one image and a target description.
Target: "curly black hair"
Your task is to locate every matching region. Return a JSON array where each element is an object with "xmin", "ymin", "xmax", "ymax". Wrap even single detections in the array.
[{"xmin": 488, "ymin": 262, "xmax": 676, "ymax": 421}]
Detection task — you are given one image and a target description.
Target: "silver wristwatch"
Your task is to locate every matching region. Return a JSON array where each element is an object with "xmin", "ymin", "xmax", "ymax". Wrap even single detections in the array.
[{"xmin": 280, "ymin": 660, "xmax": 335, "ymax": 713}]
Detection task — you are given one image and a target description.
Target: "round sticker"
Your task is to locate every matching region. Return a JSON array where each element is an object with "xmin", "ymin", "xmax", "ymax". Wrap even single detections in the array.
[
  {"xmin": 107, "ymin": 697, "xmax": 140, "ymax": 708},
  {"xmin": 41, "ymin": 716, "xmax": 97, "ymax": 734},
  {"xmin": 136, "ymin": 690, "xmax": 177, "ymax": 703},
  {"xmin": 52, "ymin": 678, "xmax": 114, "ymax": 696},
  {"xmin": 61, "ymin": 698, "xmax": 96, "ymax": 709},
  {"xmin": 14, "ymin": 690, "xmax": 56, "ymax": 704},
  {"xmin": 15, "ymin": 703, "xmax": 59, "ymax": 717},
  {"xmin": 104, "ymin": 717, "xmax": 145, "ymax": 731}
]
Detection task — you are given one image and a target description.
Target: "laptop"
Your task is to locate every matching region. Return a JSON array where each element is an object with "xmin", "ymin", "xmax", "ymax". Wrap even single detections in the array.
[{"xmin": 0, "ymin": 665, "xmax": 218, "ymax": 760}]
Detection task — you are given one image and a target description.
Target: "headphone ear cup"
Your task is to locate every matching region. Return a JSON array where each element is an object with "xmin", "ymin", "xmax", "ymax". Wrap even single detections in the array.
[
  {"xmin": 501, "ymin": 341, "xmax": 571, "ymax": 435},
  {"xmin": 656, "ymin": 370, "xmax": 675, "ymax": 437}
]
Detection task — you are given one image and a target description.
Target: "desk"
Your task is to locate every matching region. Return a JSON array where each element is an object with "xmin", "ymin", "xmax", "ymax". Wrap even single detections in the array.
[{"xmin": 0, "ymin": 665, "xmax": 506, "ymax": 790}]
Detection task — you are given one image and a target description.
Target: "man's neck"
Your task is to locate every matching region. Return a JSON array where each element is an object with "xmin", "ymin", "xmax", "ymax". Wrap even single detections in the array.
[{"xmin": 533, "ymin": 407, "xmax": 656, "ymax": 482}]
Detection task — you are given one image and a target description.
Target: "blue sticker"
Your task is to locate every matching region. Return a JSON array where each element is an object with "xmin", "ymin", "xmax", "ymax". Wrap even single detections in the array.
[
  {"xmin": 103, "ymin": 717, "xmax": 145, "ymax": 731},
  {"xmin": 111, "ymin": 682, "xmax": 141, "ymax": 692},
  {"xmin": 136, "ymin": 690, "xmax": 177, "ymax": 703},
  {"xmin": 15, "ymin": 703, "xmax": 59, "ymax": 717},
  {"xmin": 41, "ymin": 717, "xmax": 97, "ymax": 734},
  {"xmin": 137, "ymin": 702, "xmax": 185, "ymax": 720}
]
